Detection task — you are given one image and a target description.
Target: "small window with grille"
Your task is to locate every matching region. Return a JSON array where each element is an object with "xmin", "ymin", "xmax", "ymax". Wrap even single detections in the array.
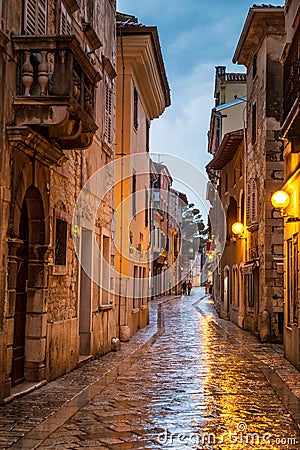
[
  {"xmin": 246, "ymin": 179, "xmax": 258, "ymax": 225},
  {"xmin": 55, "ymin": 219, "xmax": 67, "ymax": 266}
]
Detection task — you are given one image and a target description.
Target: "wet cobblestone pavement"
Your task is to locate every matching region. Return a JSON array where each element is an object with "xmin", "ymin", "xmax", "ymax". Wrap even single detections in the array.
[{"xmin": 1, "ymin": 288, "xmax": 300, "ymax": 449}]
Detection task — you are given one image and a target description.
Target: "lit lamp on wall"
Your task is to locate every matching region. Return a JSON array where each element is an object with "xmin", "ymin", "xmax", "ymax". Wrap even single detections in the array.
[
  {"xmin": 271, "ymin": 190, "xmax": 300, "ymax": 222},
  {"xmin": 232, "ymin": 221, "xmax": 244, "ymax": 235},
  {"xmin": 232, "ymin": 221, "xmax": 247, "ymax": 239}
]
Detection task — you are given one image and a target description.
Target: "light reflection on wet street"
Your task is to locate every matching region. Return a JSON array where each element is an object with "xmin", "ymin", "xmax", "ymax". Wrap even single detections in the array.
[{"xmin": 37, "ymin": 289, "xmax": 300, "ymax": 449}]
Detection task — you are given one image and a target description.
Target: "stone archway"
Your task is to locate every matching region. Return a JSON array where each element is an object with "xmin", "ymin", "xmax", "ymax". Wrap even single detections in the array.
[{"xmin": 9, "ymin": 186, "xmax": 47, "ymax": 386}]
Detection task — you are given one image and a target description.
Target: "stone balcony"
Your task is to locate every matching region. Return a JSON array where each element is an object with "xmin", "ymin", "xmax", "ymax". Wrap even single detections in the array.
[{"xmin": 12, "ymin": 35, "xmax": 101, "ymax": 150}]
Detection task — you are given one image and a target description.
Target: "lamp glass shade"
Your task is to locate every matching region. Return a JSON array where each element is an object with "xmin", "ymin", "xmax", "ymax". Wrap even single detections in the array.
[
  {"xmin": 271, "ymin": 190, "xmax": 290, "ymax": 210},
  {"xmin": 232, "ymin": 222, "xmax": 244, "ymax": 235}
]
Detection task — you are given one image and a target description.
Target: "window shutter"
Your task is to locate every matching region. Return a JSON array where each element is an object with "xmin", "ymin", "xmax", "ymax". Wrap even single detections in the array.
[
  {"xmin": 251, "ymin": 179, "xmax": 257, "ymax": 223},
  {"xmin": 24, "ymin": 0, "xmax": 36, "ymax": 34},
  {"xmin": 60, "ymin": 3, "xmax": 72, "ymax": 35},
  {"xmin": 105, "ymin": 85, "xmax": 112, "ymax": 144},
  {"xmin": 37, "ymin": 0, "xmax": 47, "ymax": 34},
  {"xmin": 246, "ymin": 181, "xmax": 251, "ymax": 225},
  {"xmin": 24, "ymin": 0, "xmax": 47, "ymax": 35}
]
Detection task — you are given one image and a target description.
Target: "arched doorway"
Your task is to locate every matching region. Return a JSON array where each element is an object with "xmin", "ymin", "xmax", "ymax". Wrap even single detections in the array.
[
  {"xmin": 11, "ymin": 186, "xmax": 46, "ymax": 386},
  {"xmin": 223, "ymin": 266, "xmax": 230, "ymax": 318}
]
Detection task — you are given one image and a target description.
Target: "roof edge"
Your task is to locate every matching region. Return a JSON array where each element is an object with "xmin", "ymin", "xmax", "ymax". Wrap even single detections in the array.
[{"xmin": 233, "ymin": 6, "xmax": 284, "ymax": 65}]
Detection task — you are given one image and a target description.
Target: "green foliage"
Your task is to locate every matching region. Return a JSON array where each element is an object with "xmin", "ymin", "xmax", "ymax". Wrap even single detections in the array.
[{"xmin": 181, "ymin": 203, "xmax": 209, "ymax": 255}]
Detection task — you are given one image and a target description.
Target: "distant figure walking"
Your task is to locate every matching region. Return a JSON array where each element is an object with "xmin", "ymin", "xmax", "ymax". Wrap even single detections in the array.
[
  {"xmin": 181, "ymin": 280, "xmax": 187, "ymax": 295},
  {"xmin": 205, "ymin": 280, "xmax": 211, "ymax": 295},
  {"xmin": 187, "ymin": 280, "xmax": 192, "ymax": 295}
]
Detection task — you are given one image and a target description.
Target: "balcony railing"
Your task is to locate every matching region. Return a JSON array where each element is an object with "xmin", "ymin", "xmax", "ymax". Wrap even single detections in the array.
[
  {"xmin": 12, "ymin": 35, "xmax": 101, "ymax": 149},
  {"xmin": 283, "ymin": 26, "xmax": 300, "ymax": 124}
]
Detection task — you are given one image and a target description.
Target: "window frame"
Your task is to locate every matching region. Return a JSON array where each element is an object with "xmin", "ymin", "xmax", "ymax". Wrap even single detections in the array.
[
  {"xmin": 287, "ymin": 234, "xmax": 299, "ymax": 326},
  {"xmin": 104, "ymin": 82, "xmax": 113, "ymax": 145},
  {"xmin": 246, "ymin": 178, "xmax": 258, "ymax": 225},
  {"xmin": 54, "ymin": 218, "xmax": 68, "ymax": 266},
  {"xmin": 131, "ymin": 170, "xmax": 136, "ymax": 218},
  {"xmin": 251, "ymin": 102, "xmax": 257, "ymax": 145},
  {"xmin": 60, "ymin": 2, "xmax": 72, "ymax": 35},
  {"xmin": 24, "ymin": 0, "xmax": 48, "ymax": 35}
]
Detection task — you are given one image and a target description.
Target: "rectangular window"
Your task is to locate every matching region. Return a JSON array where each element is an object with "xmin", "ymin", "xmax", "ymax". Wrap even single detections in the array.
[
  {"xmin": 248, "ymin": 267, "xmax": 259, "ymax": 308},
  {"xmin": 55, "ymin": 219, "xmax": 67, "ymax": 265},
  {"xmin": 60, "ymin": 3, "xmax": 71, "ymax": 35},
  {"xmin": 145, "ymin": 189, "xmax": 149, "ymax": 228},
  {"xmin": 287, "ymin": 235, "xmax": 298, "ymax": 326},
  {"xmin": 24, "ymin": 0, "xmax": 47, "ymax": 35},
  {"xmin": 293, "ymin": 236, "xmax": 298, "ymax": 323},
  {"xmin": 133, "ymin": 86, "xmax": 138, "ymax": 129},
  {"xmin": 105, "ymin": 84, "xmax": 113, "ymax": 144},
  {"xmin": 287, "ymin": 238, "xmax": 293, "ymax": 325},
  {"xmin": 248, "ymin": 272, "xmax": 254, "ymax": 307},
  {"xmin": 251, "ymin": 102, "xmax": 257, "ymax": 145},
  {"xmin": 252, "ymin": 54, "xmax": 257, "ymax": 79},
  {"xmin": 142, "ymin": 267, "xmax": 147, "ymax": 305},
  {"xmin": 246, "ymin": 179, "xmax": 257, "ymax": 225},
  {"xmin": 131, "ymin": 171, "xmax": 136, "ymax": 217},
  {"xmin": 251, "ymin": 179, "xmax": 257, "ymax": 223},
  {"xmin": 101, "ymin": 236, "xmax": 110, "ymax": 304},
  {"xmin": 133, "ymin": 265, "xmax": 138, "ymax": 309},
  {"xmin": 146, "ymin": 118, "xmax": 150, "ymax": 152}
]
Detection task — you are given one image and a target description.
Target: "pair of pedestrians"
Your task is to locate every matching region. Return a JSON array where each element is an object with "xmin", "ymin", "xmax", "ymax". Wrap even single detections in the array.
[{"xmin": 181, "ymin": 279, "xmax": 192, "ymax": 296}]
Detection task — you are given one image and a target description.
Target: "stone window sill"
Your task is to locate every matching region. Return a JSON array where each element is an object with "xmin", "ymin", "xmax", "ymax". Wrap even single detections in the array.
[
  {"xmin": 52, "ymin": 265, "xmax": 67, "ymax": 276},
  {"xmin": 98, "ymin": 304, "xmax": 114, "ymax": 312}
]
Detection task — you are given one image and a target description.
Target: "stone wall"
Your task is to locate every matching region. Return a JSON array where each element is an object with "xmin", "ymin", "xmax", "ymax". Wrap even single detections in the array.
[
  {"xmin": 0, "ymin": 0, "xmax": 117, "ymax": 402},
  {"xmin": 245, "ymin": 30, "xmax": 284, "ymax": 342}
]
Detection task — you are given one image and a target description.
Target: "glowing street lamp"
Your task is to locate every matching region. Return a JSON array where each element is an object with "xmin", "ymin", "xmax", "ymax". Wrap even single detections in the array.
[
  {"xmin": 232, "ymin": 221, "xmax": 244, "ymax": 236},
  {"xmin": 271, "ymin": 190, "xmax": 290, "ymax": 212},
  {"xmin": 271, "ymin": 190, "xmax": 300, "ymax": 222}
]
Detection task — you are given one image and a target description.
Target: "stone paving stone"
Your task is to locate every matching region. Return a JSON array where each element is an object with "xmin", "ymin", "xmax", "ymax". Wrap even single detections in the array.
[
  {"xmin": 26, "ymin": 290, "xmax": 299, "ymax": 449},
  {"xmin": 1, "ymin": 289, "xmax": 300, "ymax": 449}
]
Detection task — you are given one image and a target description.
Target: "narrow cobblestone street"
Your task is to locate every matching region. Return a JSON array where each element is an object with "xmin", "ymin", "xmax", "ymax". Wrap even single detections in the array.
[{"xmin": 1, "ymin": 288, "xmax": 300, "ymax": 449}]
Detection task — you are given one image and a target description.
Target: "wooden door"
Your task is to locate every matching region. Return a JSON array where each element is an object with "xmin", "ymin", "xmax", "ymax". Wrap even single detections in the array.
[{"xmin": 12, "ymin": 201, "xmax": 28, "ymax": 386}]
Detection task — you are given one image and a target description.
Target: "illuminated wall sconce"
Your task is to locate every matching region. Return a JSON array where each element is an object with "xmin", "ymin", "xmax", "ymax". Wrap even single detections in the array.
[
  {"xmin": 271, "ymin": 190, "xmax": 300, "ymax": 222},
  {"xmin": 232, "ymin": 221, "xmax": 247, "ymax": 238}
]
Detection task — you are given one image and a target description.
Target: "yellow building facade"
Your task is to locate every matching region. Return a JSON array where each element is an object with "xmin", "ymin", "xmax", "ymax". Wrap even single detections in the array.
[
  {"xmin": 278, "ymin": 0, "xmax": 300, "ymax": 368},
  {"xmin": 115, "ymin": 14, "xmax": 170, "ymax": 340}
]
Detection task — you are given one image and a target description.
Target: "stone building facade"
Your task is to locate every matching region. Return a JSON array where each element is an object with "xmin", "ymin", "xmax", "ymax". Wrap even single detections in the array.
[
  {"xmin": 206, "ymin": 66, "xmax": 247, "ymax": 324},
  {"xmin": 115, "ymin": 14, "xmax": 170, "ymax": 339},
  {"xmin": 233, "ymin": 5, "xmax": 285, "ymax": 342},
  {"xmin": 279, "ymin": 0, "xmax": 300, "ymax": 368},
  {"xmin": 207, "ymin": 130, "xmax": 245, "ymax": 325},
  {"xmin": 168, "ymin": 188, "xmax": 188, "ymax": 295},
  {"xmin": 151, "ymin": 162, "xmax": 172, "ymax": 298},
  {"xmin": 0, "ymin": 0, "xmax": 117, "ymax": 403}
]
